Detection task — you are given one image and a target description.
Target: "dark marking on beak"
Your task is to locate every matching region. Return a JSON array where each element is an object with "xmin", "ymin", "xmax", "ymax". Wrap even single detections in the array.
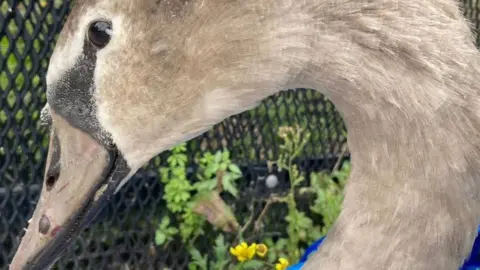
[{"xmin": 38, "ymin": 215, "xmax": 50, "ymax": 235}]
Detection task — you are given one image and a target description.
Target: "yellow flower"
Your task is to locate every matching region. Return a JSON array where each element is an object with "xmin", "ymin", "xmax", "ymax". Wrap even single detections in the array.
[
  {"xmin": 39, "ymin": 0, "xmax": 47, "ymax": 7},
  {"xmin": 229, "ymin": 242, "xmax": 257, "ymax": 262},
  {"xmin": 275, "ymin": 258, "xmax": 289, "ymax": 270},
  {"xmin": 255, "ymin": 243, "xmax": 268, "ymax": 257}
]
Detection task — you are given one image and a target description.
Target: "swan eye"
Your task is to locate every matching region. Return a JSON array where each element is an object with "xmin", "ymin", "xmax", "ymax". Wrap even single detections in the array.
[{"xmin": 87, "ymin": 21, "xmax": 112, "ymax": 49}]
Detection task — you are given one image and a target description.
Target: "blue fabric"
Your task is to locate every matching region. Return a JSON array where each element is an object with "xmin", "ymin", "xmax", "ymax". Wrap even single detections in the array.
[{"xmin": 287, "ymin": 226, "xmax": 480, "ymax": 270}]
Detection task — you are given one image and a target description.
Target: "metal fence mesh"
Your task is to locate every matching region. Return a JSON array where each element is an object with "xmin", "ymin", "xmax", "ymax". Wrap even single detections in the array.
[{"xmin": 0, "ymin": 0, "xmax": 478, "ymax": 269}]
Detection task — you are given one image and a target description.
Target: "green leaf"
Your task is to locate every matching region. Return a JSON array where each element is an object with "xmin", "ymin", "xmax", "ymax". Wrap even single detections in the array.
[
  {"xmin": 220, "ymin": 163, "xmax": 228, "ymax": 171},
  {"xmin": 173, "ymin": 143, "xmax": 187, "ymax": 153},
  {"xmin": 189, "ymin": 248, "xmax": 203, "ymax": 261},
  {"xmin": 189, "ymin": 248, "xmax": 208, "ymax": 270},
  {"xmin": 276, "ymin": 238, "xmax": 288, "ymax": 249},
  {"xmin": 297, "ymin": 212, "xmax": 313, "ymax": 229},
  {"xmin": 159, "ymin": 167, "xmax": 170, "ymax": 183},
  {"xmin": 155, "ymin": 231, "xmax": 167, "ymax": 246},
  {"xmin": 213, "ymin": 234, "xmax": 227, "ymax": 263},
  {"xmin": 241, "ymin": 260, "xmax": 265, "ymax": 269},
  {"xmin": 172, "ymin": 166, "xmax": 187, "ymax": 178},
  {"xmin": 222, "ymin": 150, "xmax": 230, "ymax": 161},
  {"xmin": 160, "ymin": 216, "xmax": 171, "ymax": 227},
  {"xmin": 215, "ymin": 234, "xmax": 225, "ymax": 247},
  {"xmin": 292, "ymin": 175, "xmax": 305, "ymax": 187},
  {"xmin": 193, "ymin": 179, "xmax": 217, "ymax": 192},
  {"xmin": 167, "ymin": 155, "xmax": 178, "ymax": 166},
  {"xmin": 167, "ymin": 227, "xmax": 179, "ymax": 235},
  {"xmin": 204, "ymin": 163, "xmax": 218, "ymax": 178},
  {"xmin": 180, "ymin": 192, "xmax": 191, "ymax": 201},
  {"xmin": 222, "ymin": 174, "xmax": 239, "ymax": 198},
  {"xmin": 175, "ymin": 154, "xmax": 188, "ymax": 167},
  {"xmin": 213, "ymin": 260, "xmax": 230, "ymax": 270},
  {"xmin": 154, "ymin": 216, "xmax": 179, "ymax": 246},
  {"xmin": 215, "ymin": 151, "xmax": 223, "ymax": 163},
  {"xmin": 230, "ymin": 173, "xmax": 242, "ymax": 181},
  {"xmin": 228, "ymin": 164, "xmax": 242, "ymax": 175}
]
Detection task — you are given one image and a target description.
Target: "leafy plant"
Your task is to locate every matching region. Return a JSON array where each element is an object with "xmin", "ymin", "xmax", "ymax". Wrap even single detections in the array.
[
  {"xmin": 160, "ymin": 143, "xmax": 192, "ymax": 214},
  {"xmin": 310, "ymin": 161, "xmax": 350, "ymax": 235},
  {"xmin": 274, "ymin": 125, "xmax": 323, "ymax": 261},
  {"xmin": 154, "ymin": 126, "xmax": 350, "ymax": 269},
  {"xmin": 196, "ymin": 150, "xmax": 242, "ymax": 197},
  {"xmin": 188, "ymin": 235, "xmax": 232, "ymax": 270},
  {"xmin": 156, "ymin": 143, "xmax": 202, "ymax": 245},
  {"xmin": 155, "ymin": 143, "xmax": 243, "ymax": 262},
  {"xmin": 155, "ymin": 216, "xmax": 179, "ymax": 246},
  {"xmin": 263, "ymin": 238, "xmax": 289, "ymax": 265},
  {"xmin": 233, "ymin": 125, "xmax": 349, "ymax": 264}
]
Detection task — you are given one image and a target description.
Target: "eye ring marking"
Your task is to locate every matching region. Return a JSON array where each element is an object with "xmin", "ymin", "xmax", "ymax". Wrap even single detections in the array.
[{"xmin": 87, "ymin": 20, "xmax": 112, "ymax": 49}]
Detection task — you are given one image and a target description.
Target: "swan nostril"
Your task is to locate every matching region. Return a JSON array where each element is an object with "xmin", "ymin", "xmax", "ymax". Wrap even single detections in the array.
[
  {"xmin": 39, "ymin": 214, "xmax": 51, "ymax": 235},
  {"xmin": 45, "ymin": 170, "xmax": 59, "ymax": 191},
  {"xmin": 45, "ymin": 157, "xmax": 60, "ymax": 191},
  {"xmin": 45, "ymin": 133, "xmax": 61, "ymax": 191}
]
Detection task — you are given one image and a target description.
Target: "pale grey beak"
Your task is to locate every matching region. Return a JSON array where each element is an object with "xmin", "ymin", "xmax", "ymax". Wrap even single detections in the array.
[{"xmin": 9, "ymin": 109, "xmax": 129, "ymax": 270}]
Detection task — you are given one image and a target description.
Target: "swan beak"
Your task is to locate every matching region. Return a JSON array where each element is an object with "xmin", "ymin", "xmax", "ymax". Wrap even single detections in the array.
[{"xmin": 9, "ymin": 109, "xmax": 130, "ymax": 270}]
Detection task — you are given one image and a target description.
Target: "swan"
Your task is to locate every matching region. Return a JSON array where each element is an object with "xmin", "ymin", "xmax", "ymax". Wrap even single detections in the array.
[{"xmin": 9, "ymin": 0, "xmax": 480, "ymax": 269}]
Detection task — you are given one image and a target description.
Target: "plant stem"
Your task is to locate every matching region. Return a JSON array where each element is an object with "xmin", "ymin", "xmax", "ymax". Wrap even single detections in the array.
[
  {"xmin": 254, "ymin": 200, "xmax": 273, "ymax": 232},
  {"xmin": 239, "ymin": 202, "xmax": 256, "ymax": 236},
  {"xmin": 216, "ymin": 170, "xmax": 225, "ymax": 193}
]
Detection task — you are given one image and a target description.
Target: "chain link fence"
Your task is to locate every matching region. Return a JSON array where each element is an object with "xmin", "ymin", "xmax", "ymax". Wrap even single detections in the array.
[{"xmin": 0, "ymin": 0, "xmax": 478, "ymax": 269}]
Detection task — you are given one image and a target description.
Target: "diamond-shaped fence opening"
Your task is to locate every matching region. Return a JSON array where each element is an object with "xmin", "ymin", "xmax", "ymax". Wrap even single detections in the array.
[{"xmin": 1, "ymin": 0, "xmax": 480, "ymax": 269}]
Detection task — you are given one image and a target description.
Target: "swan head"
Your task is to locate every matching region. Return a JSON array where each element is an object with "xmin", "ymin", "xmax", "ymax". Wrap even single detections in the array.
[
  {"xmin": 10, "ymin": 0, "xmax": 298, "ymax": 268},
  {"xmin": 11, "ymin": 0, "xmax": 480, "ymax": 269}
]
